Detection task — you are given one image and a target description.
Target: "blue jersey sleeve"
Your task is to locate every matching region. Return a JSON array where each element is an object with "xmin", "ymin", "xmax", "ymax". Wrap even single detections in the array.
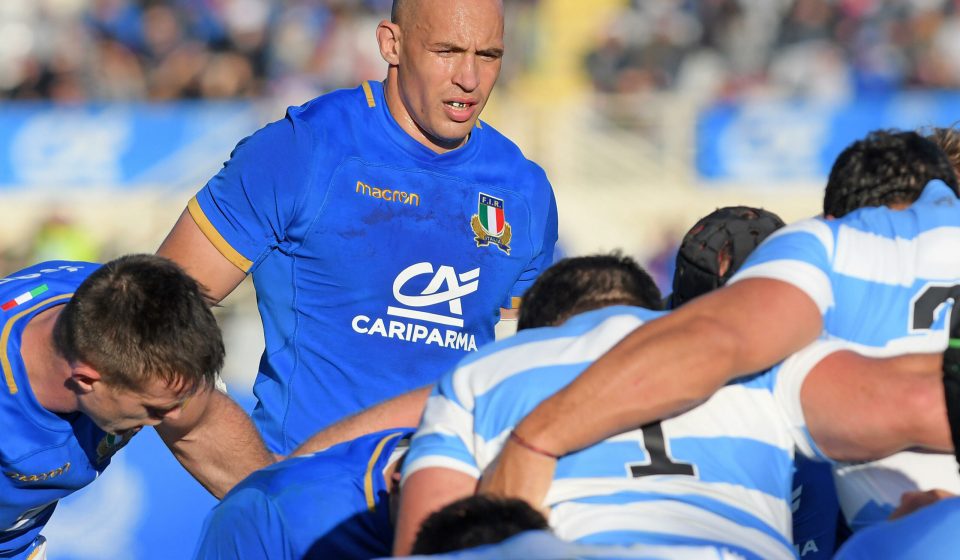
[
  {"xmin": 191, "ymin": 111, "xmax": 318, "ymax": 272},
  {"xmin": 505, "ymin": 172, "xmax": 558, "ymax": 309},
  {"xmin": 730, "ymin": 218, "xmax": 835, "ymax": 315},
  {"xmin": 193, "ymin": 488, "xmax": 295, "ymax": 560}
]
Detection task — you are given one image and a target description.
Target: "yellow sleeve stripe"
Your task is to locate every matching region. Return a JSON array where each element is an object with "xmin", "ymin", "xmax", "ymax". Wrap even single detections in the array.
[
  {"xmin": 25, "ymin": 541, "xmax": 46, "ymax": 560},
  {"xmin": 3, "ymin": 294, "xmax": 73, "ymax": 395},
  {"xmin": 362, "ymin": 81, "xmax": 376, "ymax": 108},
  {"xmin": 364, "ymin": 431, "xmax": 405, "ymax": 513},
  {"xmin": 511, "ymin": 296, "xmax": 522, "ymax": 310},
  {"xmin": 187, "ymin": 197, "xmax": 253, "ymax": 273}
]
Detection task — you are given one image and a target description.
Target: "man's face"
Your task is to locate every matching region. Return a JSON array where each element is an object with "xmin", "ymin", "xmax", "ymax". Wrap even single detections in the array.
[
  {"xmin": 395, "ymin": 0, "xmax": 504, "ymax": 151},
  {"xmin": 78, "ymin": 376, "xmax": 189, "ymax": 436}
]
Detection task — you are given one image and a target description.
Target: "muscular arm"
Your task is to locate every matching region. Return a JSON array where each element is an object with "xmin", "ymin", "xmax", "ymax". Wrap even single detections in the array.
[
  {"xmin": 802, "ymin": 351, "xmax": 951, "ymax": 461},
  {"xmin": 157, "ymin": 207, "xmax": 246, "ymax": 303},
  {"xmin": 393, "ymin": 468, "xmax": 477, "ymax": 556},
  {"xmin": 157, "ymin": 389, "xmax": 274, "ymax": 498},
  {"xmin": 291, "ymin": 386, "xmax": 431, "ymax": 457},
  {"xmin": 481, "ymin": 278, "xmax": 822, "ymax": 502}
]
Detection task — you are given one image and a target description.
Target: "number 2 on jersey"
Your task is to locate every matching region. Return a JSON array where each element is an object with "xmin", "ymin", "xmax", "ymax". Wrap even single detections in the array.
[{"xmin": 911, "ymin": 283, "xmax": 960, "ymax": 330}]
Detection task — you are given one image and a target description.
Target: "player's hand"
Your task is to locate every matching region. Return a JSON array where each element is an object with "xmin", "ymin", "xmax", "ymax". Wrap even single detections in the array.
[
  {"xmin": 478, "ymin": 435, "xmax": 557, "ymax": 515},
  {"xmin": 889, "ymin": 489, "xmax": 955, "ymax": 520}
]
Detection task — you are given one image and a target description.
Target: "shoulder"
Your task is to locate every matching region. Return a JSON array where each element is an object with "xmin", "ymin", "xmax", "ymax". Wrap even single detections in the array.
[
  {"xmin": 454, "ymin": 306, "xmax": 658, "ymax": 374},
  {"xmin": 474, "ymin": 121, "xmax": 551, "ymax": 190},
  {"xmin": 233, "ymin": 85, "xmax": 370, "ymax": 159},
  {"xmin": 288, "ymin": 84, "xmax": 373, "ymax": 134},
  {"xmin": 0, "ymin": 261, "xmax": 96, "ymax": 299}
]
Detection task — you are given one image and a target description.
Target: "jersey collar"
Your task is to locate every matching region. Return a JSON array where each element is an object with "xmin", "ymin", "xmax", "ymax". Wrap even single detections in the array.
[{"xmin": 369, "ymin": 80, "xmax": 483, "ymax": 167}]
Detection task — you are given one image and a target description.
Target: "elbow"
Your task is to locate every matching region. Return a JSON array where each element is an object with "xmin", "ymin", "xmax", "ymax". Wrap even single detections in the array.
[{"xmin": 907, "ymin": 379, "xmax": 952, "ymax": 453}]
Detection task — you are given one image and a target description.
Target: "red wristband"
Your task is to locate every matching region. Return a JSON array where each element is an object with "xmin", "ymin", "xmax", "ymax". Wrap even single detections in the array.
[{"xmin": 509, "ymin": 430, "xmax": 560, "ymax": 460}]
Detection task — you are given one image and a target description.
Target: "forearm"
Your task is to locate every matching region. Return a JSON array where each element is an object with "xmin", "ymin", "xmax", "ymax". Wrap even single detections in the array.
[
  {"xmin": 805, "ymin": 352, "xmax": 951, "ymax": 461},
  {"xmin": 291, "ymin": 386, "xmax": 431, "ymax": 457},
  {"xmin": 520, "ymin": 281, "xmax": 820, "ymax": 455},
  {"xmin": 516, "ymin": 313, "xmax": 737, "ymax": 455},
  {"xmin": 157, "ymin": 390, "xmax": 274, "ymax": 498}
]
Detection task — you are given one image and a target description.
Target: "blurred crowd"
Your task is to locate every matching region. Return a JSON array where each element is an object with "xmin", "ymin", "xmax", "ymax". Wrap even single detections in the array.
[
  {"xmin": 0, "ymin": 0, "xmax": 539, "ymax": 103},
  {"xmin": 0, "ymin": 0, "xmax": 392, "ymax": 101},
  {"xmin": 586, "ymin": 0, "xmax": 960, "ymax": 102}
]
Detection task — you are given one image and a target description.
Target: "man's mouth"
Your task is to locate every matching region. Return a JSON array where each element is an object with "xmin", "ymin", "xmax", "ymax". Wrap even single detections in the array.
[{"xmin": 444, "ymin": 100, "xmax": 477, "ymax": 122}]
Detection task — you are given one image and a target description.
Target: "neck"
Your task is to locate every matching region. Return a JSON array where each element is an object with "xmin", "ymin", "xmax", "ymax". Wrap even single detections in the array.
[
  {"xmin": 22, "ymin": 306, "xmax": 77, "ymax": 413},
  {"xmin": 381, "ymin": 73, "xmax": 467, "ymax": 154}
]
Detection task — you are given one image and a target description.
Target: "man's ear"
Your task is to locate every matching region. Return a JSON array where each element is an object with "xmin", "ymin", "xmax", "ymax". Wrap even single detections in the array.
[
  {"xmin": 70, "ymin": 363, "xmax": 102, "ymax": 393},
  {"xmin": 377, "ymin": 20, "xmax": 401, "ymax": 65}
]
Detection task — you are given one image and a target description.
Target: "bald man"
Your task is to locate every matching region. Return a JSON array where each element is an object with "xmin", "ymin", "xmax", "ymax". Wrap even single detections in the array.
[{"xmin": 157, "ymin": 0, "xmax": 558, "ymax": 455}]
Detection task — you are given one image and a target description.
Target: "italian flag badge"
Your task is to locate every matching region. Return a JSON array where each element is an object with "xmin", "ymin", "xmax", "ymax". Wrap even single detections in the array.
[
  {"xmin": 470, "ymin": 193, "xmax": 512, "ymax": 254},
  {"xmin": 1, "ymin": 284, "xmax": 49, "ymax": 311}
]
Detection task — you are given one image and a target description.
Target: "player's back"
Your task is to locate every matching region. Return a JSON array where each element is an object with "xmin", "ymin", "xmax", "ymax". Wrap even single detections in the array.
[
  {"xmin": 195, "ymin": 428, "xmax": 413, "ymax": 560},
  {"xmin": 407, "ymin": 306, "xmax": 807, "ymax": 560}
]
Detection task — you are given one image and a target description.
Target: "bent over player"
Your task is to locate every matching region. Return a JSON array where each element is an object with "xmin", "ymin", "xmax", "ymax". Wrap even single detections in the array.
[
  {"xmin": 0, "ymin": 256, "xmax": 271, "ymax": 559},
  {"xmin": 157, "ymin": 0, "xmax": 558, "ymax": 455},
  {"xmin": 395, "ymin": 303, "xmax": 955, "ymax": 557},
  {"xmin": 480, "ymin": 130, "xmax": 960, "ymax": 523}
]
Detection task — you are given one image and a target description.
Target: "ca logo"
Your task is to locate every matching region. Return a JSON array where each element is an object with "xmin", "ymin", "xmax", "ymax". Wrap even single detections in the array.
[{"xmin": 387, "ymin": 263, "xmax": 480, "ymax": 328}]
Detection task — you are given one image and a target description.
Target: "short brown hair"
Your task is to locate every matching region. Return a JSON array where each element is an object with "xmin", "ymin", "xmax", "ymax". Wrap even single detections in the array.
[{"xmin": 53, "ymin": 254, "xmax": 223, "ymax": 395}]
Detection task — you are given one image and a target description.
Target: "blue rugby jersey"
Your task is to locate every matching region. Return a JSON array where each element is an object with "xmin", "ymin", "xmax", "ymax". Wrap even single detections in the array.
[
  {"xmin": 190, "ymin": 80, "xmax": 558, "ymax": 453},
  {"xmin": 0, "ymin": 262, "xmax": 135, "ymax": 559},
  {"xmin": 403, "ymin": 306, "xmax": 832, "ymax": 560},
  {"xmin": 833, "ymin": 496, "xmax": 960, "ymax": 559},
  {"xmin": 730, "ymin": 180, "xmax": 960, "ymax": 529},
  {"xmin": 193, "ymin": 428, "xmax": 413, "ymax": 560}
]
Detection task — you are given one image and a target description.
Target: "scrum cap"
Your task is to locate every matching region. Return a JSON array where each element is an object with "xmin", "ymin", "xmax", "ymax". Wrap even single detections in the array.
[{"xmin": 669, "ymin": 206, "xmax": 785, "ymax": 308}]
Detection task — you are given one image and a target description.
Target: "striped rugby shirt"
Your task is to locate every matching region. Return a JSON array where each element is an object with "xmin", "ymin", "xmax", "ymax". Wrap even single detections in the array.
[
  {"xmin": 403, "ymin": 305, "xmax": 832, "ymax": 560},
  {"xmin": 731, "ymin": 179, "xmax": 960, "ymax": 529}
]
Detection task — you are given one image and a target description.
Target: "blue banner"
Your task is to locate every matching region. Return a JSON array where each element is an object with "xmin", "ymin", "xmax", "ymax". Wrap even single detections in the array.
[
  {"xmin": 0, "ymin": 103, "xmax": 263, "ymax": 190},
  {"xmin": 696, "ymin": 93, "xmax": 960, "ymax": 183}
]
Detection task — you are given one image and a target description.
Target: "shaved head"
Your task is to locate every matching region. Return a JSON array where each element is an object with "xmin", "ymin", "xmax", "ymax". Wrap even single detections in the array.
[
  {"xmin": 391, "ymin": 0, "xmax": 411, "ymax": 25},
  {"xmin": 392, "ymin": 0, "xmax": 503, "ymax": 26}
]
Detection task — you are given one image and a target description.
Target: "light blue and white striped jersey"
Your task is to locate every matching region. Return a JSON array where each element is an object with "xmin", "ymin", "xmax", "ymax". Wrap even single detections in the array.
[
  {"xmin": 730, "ymin": 179, "xmax": 960, "ymax": 529},
  {"xmin": 397, "ymin": 530, "xmax": 748, "ymax": 560},
  {"xmin": 731, "ymin": 179, "xmax": 960, "ymax": 354},
  {"xmin": 403, "ymin": 306, "xmax": 830, "ymax": 560}
]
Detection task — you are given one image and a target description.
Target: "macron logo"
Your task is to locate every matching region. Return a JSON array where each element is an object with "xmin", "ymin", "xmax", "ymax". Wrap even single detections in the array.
[{"xmin": 387, "ymin": 263, "xmax": 479, "ymax": 328}]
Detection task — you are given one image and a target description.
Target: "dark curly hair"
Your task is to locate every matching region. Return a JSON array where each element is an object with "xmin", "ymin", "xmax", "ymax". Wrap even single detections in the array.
[
  {"xmin": 517, "ymin": 253, "xmax": 662, "ymax": 330},
  {"xmin": 412, "ymin": 495, "xmax": 549, "ymax": 554},
  {"xmin": 823, "ymin": 129, "xmax": 958, "ymax": 218}
]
